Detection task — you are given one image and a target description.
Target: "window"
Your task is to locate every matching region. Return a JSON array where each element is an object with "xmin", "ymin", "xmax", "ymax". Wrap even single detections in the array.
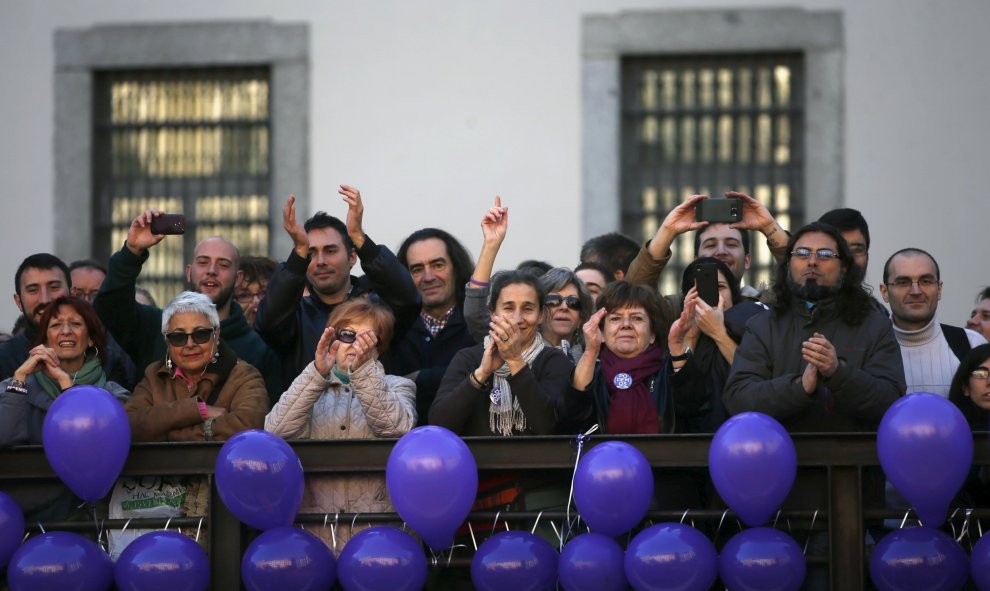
[
  {"xmin": 582, "ymin": 8, "xmax": 842, "ymax": 293},
  {"xmin": 55, "ymin": 21, "xmax": 308, "ymax": 299},
  {"xmin": 92, "ymin": 68, "xmax": 272, "ymax": 304},
  {"xmin": 621, "ymin": 54, "xmax": 803, "ymax": 293}
]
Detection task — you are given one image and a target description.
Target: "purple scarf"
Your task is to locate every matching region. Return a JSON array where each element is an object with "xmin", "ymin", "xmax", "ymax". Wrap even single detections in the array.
[{"xmin": 600, "ymin": 344, "xmax": 665, "ymax": 434}]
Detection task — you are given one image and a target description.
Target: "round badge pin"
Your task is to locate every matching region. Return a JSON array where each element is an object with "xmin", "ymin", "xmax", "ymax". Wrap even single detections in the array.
[
  {"xmin": 613, "ymin": 372, "xmax": 633, "ymax": 390},
  {"xmin": 490, "ymin": 387, "xmax": 502, "ymax": 405}
]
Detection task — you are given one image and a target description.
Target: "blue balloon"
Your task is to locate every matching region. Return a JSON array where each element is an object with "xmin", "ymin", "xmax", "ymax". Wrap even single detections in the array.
[
  {"xmin": 719, "ymin": 527, "xmax": 806, "ymax": 591},
  {"xmin": 386, "ymin": 426, "xmax": 477, "ymax": 550},
  {"xmin": 558, "ymin": 533, "xmax": 626, "ymax": 591},
  {"xmin": 471, "ymin": 531, "xmax": 558, "ymax": 591},
  {"xmin": 242, "ymin": 527, "xmax": 336, "ymax": 591},
  {"xmin": 972, "ymin": 532, "xmax": 990, "ymax": 591},
  {"xmin": 870, "ymin": 526, "xmax": 968, "ymax": 591},
  {"xmin": 215, "ymin": 430, "xmax": 305, "ymax": 530},
  {"xmin": 7, "ymin": 531, "xmax": 113, "ymax": 591},
  {"xmin": 878, "ymin": 393, "xmax": 973, "ymax": 527},
  {"xmin": 624, "ymin": 523, "xmax": 718, "ymax": 591},
  {"xmin": 709, "ymin": 412, "xmax": 796, "ymax": 527},
  {"xmin": 114, "ymin": 530, "xmax": 209, "ymax": 591},
  {"xmin": 42, "ymin": 385, "xmax": 131, "ymax": 501},
  {"xmin": 338, "ymin": 526, "xmax": 426, "ymax": 591},
  {"xmin": 0, "ymin": 491, "xmax": 24, "ymax": 570},
  {"xmin": 573, "ymin": 441, "xmax": 653, "ymax": 537}
]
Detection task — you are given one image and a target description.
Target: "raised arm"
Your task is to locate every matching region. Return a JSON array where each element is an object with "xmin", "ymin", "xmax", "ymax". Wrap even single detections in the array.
[
  {"xmin": 254, "ymin": 195, "xmax": 308, "ymax": 351},
  {"xmin": 624, "ymin": 195, "xmax": 707, "ymax": 288},
  {"xmin": 464, "ymin": 197, "xmax": 507, "ymax": 341},
  {"xmin": 726, "ymin": 191, "xmax": 790, "ymax": 264}
]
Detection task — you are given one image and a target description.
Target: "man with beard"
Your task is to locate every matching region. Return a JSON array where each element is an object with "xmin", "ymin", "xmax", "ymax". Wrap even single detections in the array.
[
  {"xmin": 879, "ymin": 249, "xmax": 985, "ymax": 397},
  {"xmin": 723, "ymin": 222, "xmax": 905, "ymax": 431},
  {"xmin": 1, "ymin": 254, "xmax": 136, "ymax": 388},
  {"xmin": 93, "ymin": 211, "xmax": 284, "ymax": 401},
  {"xmin": 254, "ymin": 187, "xmax": 419, "ymax": 382},
  {"xmin": 385, "ymin": 228, "xmax": 476, "ymax": 425}
]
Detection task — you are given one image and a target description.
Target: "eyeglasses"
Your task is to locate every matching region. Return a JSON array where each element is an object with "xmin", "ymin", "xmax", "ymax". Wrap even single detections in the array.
[
  {"xmin": 885, "ymin": 277, "xmax": 940, "ymax": 290},
  {"xmin": 71, "ymin": 288, "xmax": 100, "ymax": 303},
  {"xmin": 971, "ymin": 368, "xmax": 990, "ymax": 381},
  {"xmin": 335, "ymin": 328, "xmax": 358, "ymax": 344},
  {"xmin": 546, "ymin": 295, "xmax": 581, "ymax": 310},
  {"xmin": 164, "ymin": 327, "xmax": 215, "ymax": 347},
  {"xmin": 848, "ymin": 244, "xmax": 868, "ymax": 256},
  {"xmin": 790, "ymin": 247, "xmax": 840, "ymax": 261}
]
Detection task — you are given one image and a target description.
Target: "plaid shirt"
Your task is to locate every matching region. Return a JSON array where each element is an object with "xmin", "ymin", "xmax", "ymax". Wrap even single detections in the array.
[{"xmin": 421, "ymin": 305, "xmax": 456, "ymax": 337}]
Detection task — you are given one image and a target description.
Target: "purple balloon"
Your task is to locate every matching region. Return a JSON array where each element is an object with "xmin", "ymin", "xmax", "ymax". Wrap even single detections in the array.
[
  {"xmin": 7, "ymin": 531, "xmax": 113, "ymax": 591},
  {"xmin": 719, "ymin": 527, "xmax": 806, "ymax": 591},
  {"xmin": 870, "ymin": 526, "xmax": 968, "ymax": 591},
  {"xmin": 42, "ymin": 385, "xmax": 131, "ymax": 502},
  {"xmin": 215, "ymin": 430, "xmax": 304, "ymax": 530},
  {"xmin": 573, "ymin": 441, "xmax": 653, "ymax": 537},
  {"xmin": 471, "ymin": 531, "xmax": 558, "ymax": 591},
  {"xmin": 0, "ymin": 491, "xmax": 24, "ymax": 570},
  {"xmin": 115, "ymin": 530, "xmax": 209, "ymax": 591},
  {"xmin": 338, "ymin": 526, "xmax": 426, "ymax": 591},
  {"xmin": 624, "ymin": 523, "xmax": 718, "ymax": 591},
  {"xmin": 559, "ymin": 533, "xmax": 626, "ymax": 591},
  {"xmin": 878, "ymin": 393, "xmax": 973, "ymax": 527},
  {"xmin": 709, "ymin": 412, "xmax": 796, "ymax": 527},
  {"xmin": 242, "ymin": 527, "xmax": 336, "ymax": 591},
  {"xmin": 385, "ymin": 426, "xmax": 477, "ymax": 550},
  {"xmin": 971, "ymin": 531, "xmax": 990, "ymax": 590}
]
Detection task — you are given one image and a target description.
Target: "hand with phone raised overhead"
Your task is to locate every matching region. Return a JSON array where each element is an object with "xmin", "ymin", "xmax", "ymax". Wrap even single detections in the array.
[
  {"xmin": 126, "ymin": 210, "xmax": 169, "ymax": 256},
  {"xmin": 725, "ymin": 191, "xmax": 790, "ymax": 253}
]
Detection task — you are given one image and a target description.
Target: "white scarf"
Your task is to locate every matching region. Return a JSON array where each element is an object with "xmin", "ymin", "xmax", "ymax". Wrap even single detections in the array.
[{"xmin": 484, "ymin": 332, "xmax": 547, "ymax": 436}]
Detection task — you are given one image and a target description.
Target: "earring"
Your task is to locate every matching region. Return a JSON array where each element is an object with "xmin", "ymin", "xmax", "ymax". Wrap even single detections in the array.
[
  {"xmin": 166, "ymin": 353, "xmax": 173, "ymax": 371},
  {"xmin": 211, "ymin": 344, "xmax": 219, "ymax": 364}
]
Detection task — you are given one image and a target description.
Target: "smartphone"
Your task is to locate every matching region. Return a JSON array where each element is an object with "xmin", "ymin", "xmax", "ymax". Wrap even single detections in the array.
[
  {"xmin": 694, "ymin": 262, "xmax": 720, "ymax": 307},
  {"xmin": 695, "ymin": 197, "xmax": 742, "ymax": 223},
  {"xmin": 150, "ymin": 213, "xmax": 186, "ymax": 235}
]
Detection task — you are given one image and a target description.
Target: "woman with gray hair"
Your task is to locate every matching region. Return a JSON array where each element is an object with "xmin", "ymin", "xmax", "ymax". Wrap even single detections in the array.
[
  {"xmin": 125, "ymin": 291, "xmax": 268, "ymax": 441},
  {"xmin": 537, "ymin": 267, "xmax": 593, "ymax": 364}
]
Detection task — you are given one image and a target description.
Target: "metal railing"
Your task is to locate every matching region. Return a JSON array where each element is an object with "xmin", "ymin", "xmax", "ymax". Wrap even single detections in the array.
[{"xmin": 3, "ymin": 432, "xmax": 988, "ymax": 590}]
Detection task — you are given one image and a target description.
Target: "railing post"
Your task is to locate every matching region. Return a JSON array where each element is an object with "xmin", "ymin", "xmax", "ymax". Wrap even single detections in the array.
[
  {"xmin": 829, "ymin": 466, "xmax": 864, "ymax": 590},
  {"xmin": 210, "ymin": 476, "xmax": 242, "ymax": 591}
]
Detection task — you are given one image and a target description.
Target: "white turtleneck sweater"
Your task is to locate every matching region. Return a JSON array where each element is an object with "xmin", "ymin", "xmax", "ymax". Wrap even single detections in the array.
[{"xmin": 892, "ymin": 318, "xmax": 987, "ymax": 397}]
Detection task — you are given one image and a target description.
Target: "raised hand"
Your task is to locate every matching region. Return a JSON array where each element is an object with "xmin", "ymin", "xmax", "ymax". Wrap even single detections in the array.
[
  {"xmin": 489, "ymin": 313, "xmax": 524, "ymax": 362},
  {"xmin": 582, "ymin": 308, "xmax": 606, "ymax": 356},
  {"xmin": 481, "ymin": 195, "xmax": 508, "ymax": 246},
  {"xmin": 339, "ymin": 184, "xmax": 366, "ymax": 249},
  {"xmin": 726, "ymin": 191, "xmax": 776, "ymax": 233},
  {"xmin": 347, "ymin": 329, "xmax": 379, "ymax": 372},
  {"xmin": 126, "ymin": 210, "xmax": 168, "ymax": 256},
  {"xmin": 283, "ymin": 194, "xmax": 310, "ymax": 258},
  {"xmin": 314, "ymin": 326, "xmax": 341, "ymax": 376},
  {"xmin": 661, "ymin": 194, "xmax": 709, "ymax": 236},
  {"xmin": 694, "ymin": 291, "xmax": 727, "ymax": 339}
]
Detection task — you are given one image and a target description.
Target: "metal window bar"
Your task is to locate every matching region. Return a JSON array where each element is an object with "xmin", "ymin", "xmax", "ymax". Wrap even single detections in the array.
[
  {"xmin": 621, "ymin": 54, "xmax": 804, "ymax": 297},
  {"xmin": 92, "ymin": 67, "xmax": 272, "ymax": 307}
]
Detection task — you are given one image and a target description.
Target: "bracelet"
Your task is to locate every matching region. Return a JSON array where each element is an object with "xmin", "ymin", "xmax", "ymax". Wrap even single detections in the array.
[
  {"xmin": 468, "ymin": 278, "xmax": 490, "ymax": 287},
  {"xmin": 469, "ymin": 370, "xmax": 490, "ymax": 390},
  {"xmin": 203, "ymin": 418, "xmax": 216, "ymax": 441},
  {"xmin": 197, "ymin": 400, "xmax": 209, "ymax": 421},
  {"xmin": 669, "ymin": 347, "xmax": 692, "ymax": 362}
]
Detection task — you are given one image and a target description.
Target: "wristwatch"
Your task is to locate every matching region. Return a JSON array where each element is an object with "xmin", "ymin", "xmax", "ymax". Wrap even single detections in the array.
[
  {"xmin": 203, "ymin": 418, "xmax": 216, "ymax": 441},
  {"xmin": 669, "ymin": 347, "xmax": 692, "ymax": 362}
]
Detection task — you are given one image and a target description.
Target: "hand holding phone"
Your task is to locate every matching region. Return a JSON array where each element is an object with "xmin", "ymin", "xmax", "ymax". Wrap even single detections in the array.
[
  {"xmin": 150, "ymin": 213, "xmax": 186, "ymax": 235},
  {"xmin": 695, "ymin": 197, "xmax": 742, "ymax": 224},
  {"xmin": 693, "ymin": 262, "xmax": 720, "ymax": 307}
]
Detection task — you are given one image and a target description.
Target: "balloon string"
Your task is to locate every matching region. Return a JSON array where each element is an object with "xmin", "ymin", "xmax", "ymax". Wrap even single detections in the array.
[
  {"xmin": 772, "ymin": 509, "xmax": 782, "ymax": 528},
  {"xmin": 899, "ymin": 509, "xmax": 913, "ymax": 529},
  {"xmin": 565, "ymin": 425, "xmax": 599, "ymax": 543},
  {"xmin": 195, "ymin": 517, "xmax": 204, "ymax": 543},
  {"xmin": 531, "ymin": 511, "xmax": 543, "ymax": 535},
  {"xmin": 36, "ymin": 521, "xmax": 46, "ymax": 534},
  {"xmin": 164, "ymin": 517, "xmax": 172, "ymax": 532},
  {"xmin": 714, "ymin": 509, "xmax": 730, "ymax": 546},
  {"xmin": 803, "ymin": 510, "xmax": 819, "ymax": 554},
  {"xmin": 550, "ymin": 520, "xmax": 563, "ymax": 551},
  {"xmin": 948, "ymin": 508, "xmax": 960, "ymax": 541},
  {"xmin": 468, "ymin": 521, "xmax": 478, "ymax": 551},
  {"xmin": 680, "ymin": 509, "xmax": 690, "ymax": 524},
  {"xmin": 491, "ymin": 510, "xmax": 502, "ymax": 535}
]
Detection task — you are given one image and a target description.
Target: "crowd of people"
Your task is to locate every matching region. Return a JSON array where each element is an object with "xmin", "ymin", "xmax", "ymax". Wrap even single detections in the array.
[{"xmin": 2, "ymin": 185, "xmax": 989, "ymax": 558}]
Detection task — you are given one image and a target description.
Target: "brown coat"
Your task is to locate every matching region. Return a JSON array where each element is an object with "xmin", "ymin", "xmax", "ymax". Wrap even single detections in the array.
[{"xmin": 126, "ymin": 342, "xmax": 268, "ymax": 442}]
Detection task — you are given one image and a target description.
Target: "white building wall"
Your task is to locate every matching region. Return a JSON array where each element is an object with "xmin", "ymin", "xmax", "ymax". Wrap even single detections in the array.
[{"xmin": 0, "ymin": 0, "xmax": 987, "ymax": 331}]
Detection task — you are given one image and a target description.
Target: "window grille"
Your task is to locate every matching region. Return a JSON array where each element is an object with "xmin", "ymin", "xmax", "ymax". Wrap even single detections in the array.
[
  {"xmin": 92, "ymin": 67, "xmax": 271, "ymax": 306},
  {"xmin": 621, "ymin": 54, "xmax": 804, "ymax": 295}
]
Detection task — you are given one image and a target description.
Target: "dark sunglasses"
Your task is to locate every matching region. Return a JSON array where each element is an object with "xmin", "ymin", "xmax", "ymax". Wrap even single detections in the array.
[
  {"xmin": 335, "ymin": 328, "xmax": 358, "ymax": 344},
  {"xmin": 545, "ymin": 294, "xmax": 581, "ymax": 310},
  {"xmin": 165, "ymin": 327, "xmax": 215, "ymax": 347}
]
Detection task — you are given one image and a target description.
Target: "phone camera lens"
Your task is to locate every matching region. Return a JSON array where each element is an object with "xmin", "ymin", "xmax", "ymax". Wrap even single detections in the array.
[{"xmin": 730, "ymin": 208, "xmax": 738, "ymax": 216}]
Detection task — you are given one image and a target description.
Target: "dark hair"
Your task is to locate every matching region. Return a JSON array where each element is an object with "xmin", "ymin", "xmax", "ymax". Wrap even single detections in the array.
[
  {"xmin": 304, "ymin": 212, "xmax": 354, "ymax": 253},
  {"xmin": 580, "ymin": 233, "xmax": 640, "ymax": 278},
  {"xmin": 68, "ymin": 259, "xmax": 108, "ymax": 275},
  {"xmin": 818, "ymin": 208, "xmax": 870, "ymax": 247},
  {"xmin": 15, "ymin": 253, "xmax": 71, "ymax": 296},
  {"xmin": 770, "ymin": 222, "xmax": 872, "ymax": 324},
  {"xmin": 978, "ymin": 287, "xmax": 990, "ymax": 303},
  {"xmin": 488, "ymin": 270, "xmax": 546, "ymax": 315},
  {"xmin": 238, "ymin": 255, "xmax": 277, "ymax": 285},
  {"xmin": 882, "ymin": 248, "xmax": 940, "ymax": 284},
  {"xmin": 680, "ymin": 256, "xmax": 741, "ymax": 306},
  {"xmin": 575, "ymin": 261, "xmax": 615, "ymax": 285},
  {"xmin": 397, "ymin": 228, "xmax": 475, "ymax": 306},
  {"xmin": 517, "ymin": 260, "xmax": 554, "ymax": 279},
  {"xmin": 32, "ymin": 296, "xmax": 108, "ymax": 367},
  {"xmin": 595, "ymin": 280, "xmax": 672, "ymax": 347},
  {"xmin": 948, "ymin": 343, "xmax": 990, "ymax": 429},
  {"xmin": 326, "ymin": 298, "xmax": 396, "ymax": 355},
  {"xmin": 693, "ymin": 223, "xmax": 751, "ymax": 257}
]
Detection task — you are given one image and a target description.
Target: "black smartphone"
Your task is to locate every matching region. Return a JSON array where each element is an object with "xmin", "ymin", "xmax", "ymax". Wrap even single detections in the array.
[
  {"xmin": 695, "ymin": 197, "xmax": 742, "ymax": 223},
  {"xmin": 150, "ymin": 213, "xmax": 186, "ymax": 235},
  {"xmin": 694, "ymin": 262, "xmax": 720, "ymax": 307}
]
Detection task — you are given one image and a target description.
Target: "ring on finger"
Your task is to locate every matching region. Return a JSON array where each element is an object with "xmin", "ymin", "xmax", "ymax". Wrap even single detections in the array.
[{"xmin": 500, "ymin": 335, "xmax": 509, "ymax": 342}]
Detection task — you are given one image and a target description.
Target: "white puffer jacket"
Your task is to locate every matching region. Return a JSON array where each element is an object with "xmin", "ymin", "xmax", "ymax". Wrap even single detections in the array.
[{"xmin": 265, "ymin": 359, "xmax": 417, "ymax": 553}]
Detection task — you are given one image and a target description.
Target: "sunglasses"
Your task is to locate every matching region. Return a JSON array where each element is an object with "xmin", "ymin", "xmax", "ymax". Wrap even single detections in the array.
[
  {"xmin": 335, "ymin": 328, "xmax": 358, "ymax": 344},
  {"xmin": 545, "ymin": 294, "xmax": 581, "ymax": 310},
  {"xmin": 164, "ymin": 327, "xmax": 215, "ymax": 347}
]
